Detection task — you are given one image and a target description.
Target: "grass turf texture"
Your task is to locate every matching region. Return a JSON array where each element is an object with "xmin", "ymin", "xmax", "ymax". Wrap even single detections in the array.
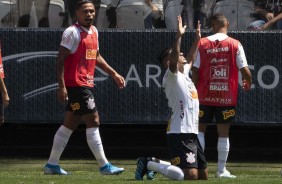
[{"xmin": 0, "ymin": 158, "xmax": 281, "ymax": 184}]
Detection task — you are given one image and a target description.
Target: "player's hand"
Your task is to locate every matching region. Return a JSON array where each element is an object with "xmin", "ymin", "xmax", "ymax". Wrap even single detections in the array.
[
  {"xmin": 57, "ymin": 86, "xmax": 68, "ymax": 103},
  {"xmin": 0, "ymin": 92, "xmax": 8, "ymax": 127},
  {"xmin": 112, "ymin": 73, "xmax": 125, "ymax": 89},
  {"xmin": 265, "ymin": 12, "xmax": 274, "ymax": 21},
  {"xmin": 1, "ymin": 91, "xmax": 9, "ymax": 108},
  {"xmin": 242, "ymin": 79, "xmax": 251, "ymax": 91},
  {"xmin": 195, "ymin": 20, "xmax": 201, "ymax": 41},
  {"xmin": 177, "ymin": 15, "xmax": 187, "ymax": 38},
  {"xmin": 1, "ymin": 91, "xmax": 10, "ymax": 108}
]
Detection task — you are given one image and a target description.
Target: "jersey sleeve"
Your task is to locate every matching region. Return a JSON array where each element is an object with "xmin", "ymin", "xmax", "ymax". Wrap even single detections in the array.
[
  {"xmin": 193, "ymin": 50, "xmax": 200, "ymax": 68},
  {"xmin": 60, "ymin": 26, "xmax": 80, "ymax": 53},
  {"xmin": 183, "ymin": 63, "xmax": 191, "ymax": 74},
  {"xmin": 0, "ymin": 53, "xmax": 4, "ymax": 78},
  {"xmin": 92, "ymin": 26, "xmax": 99, "ymax": 50},
  {"xmin": 162, "ymin": 68, "xmax": 177, "ymax": 89},
  {"xmin": 236, "ymin": 42, "xmax": 248, "ymax": 69}
]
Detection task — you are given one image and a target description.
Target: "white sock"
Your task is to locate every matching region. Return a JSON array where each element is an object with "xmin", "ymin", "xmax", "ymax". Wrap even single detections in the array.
[
  {"xmin": 47, "ymin": 125, "xmax": 73, "ymax": 165},
  {"xmin": 197, "ymin": 132, "xmax": 205, "ymax": 152},
  {"xmin": 86, "ymin": 127, "xmax": 108, "ymax": 167},
  {"xmin": 217, "ymin": 137, "xmax": 230, "ymax": 172},
  {"xmin": 147, "ymin": 161, "xmax": 184, "ymax": 180},
  {"xmin": 158, "ymin": 160, "xmax": 171, "ymax": 165}
]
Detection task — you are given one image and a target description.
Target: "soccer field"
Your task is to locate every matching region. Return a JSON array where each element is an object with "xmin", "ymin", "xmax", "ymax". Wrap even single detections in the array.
[{"xmin": 0, "ymin": 158, "xmax": 281, "ymax": 184}]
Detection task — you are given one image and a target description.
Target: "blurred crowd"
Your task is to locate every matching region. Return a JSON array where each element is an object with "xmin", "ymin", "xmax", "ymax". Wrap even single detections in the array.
[{"xmin": 0, "ymin": 0, "xmax": 282, "ymax": 30}]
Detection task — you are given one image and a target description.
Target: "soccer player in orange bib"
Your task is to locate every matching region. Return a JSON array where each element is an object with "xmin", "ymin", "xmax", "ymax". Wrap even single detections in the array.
[
  {"xmin": 44, "ymin": 0, "xmax": 125, "ymax": 175},
  {"xmin": 192, "ymin": 13, "xmax": 252, "ymax": 178},
  {"xmin": 0, "ymin": 42, "xmax": 10, "ymax": 127}
]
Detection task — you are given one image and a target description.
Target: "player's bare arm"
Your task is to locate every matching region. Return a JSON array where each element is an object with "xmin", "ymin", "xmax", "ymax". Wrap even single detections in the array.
[
  {"xmin": 169, "ymin": 16, "xmax": 186, "ymax": 73},
  {"xmin": 191, "ymin": 66, "xmax": 199, "ymax": 86},
  {"xmin": 56, "ymin": 46, "xmax": 70, "ymax": 103},
  {"xmin": 185, "ymin": 21, "xmax": 201, "ymax": 69},
  {"xmin": 240, "ymin": 66, "xmax": 252, "ymax": 91},
  {"xmin": 96, "ymin": 51, "xmax": 125, "ymax": 89},
  {"xmin": 0, "ymin": 77, "xmax": 9, "ymax": 108}
]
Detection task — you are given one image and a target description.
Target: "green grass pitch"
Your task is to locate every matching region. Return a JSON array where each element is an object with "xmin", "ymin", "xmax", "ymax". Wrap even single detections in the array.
[{"xmin": 0, "ymin": 158, "xmax": 281, "ymax": 184}]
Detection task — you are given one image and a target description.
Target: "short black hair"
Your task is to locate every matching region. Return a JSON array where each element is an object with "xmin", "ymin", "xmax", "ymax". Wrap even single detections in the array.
[
  {"xmin": 210, "ymin": 13, "xmax": 227, "ymax": 27},
  {"xmin": 158, "ymin": 48, "xmax": 172, "ymax": 64},
  {"xmin": 75, "ymin": 0, "xmax": 94, "ymax": 10}
]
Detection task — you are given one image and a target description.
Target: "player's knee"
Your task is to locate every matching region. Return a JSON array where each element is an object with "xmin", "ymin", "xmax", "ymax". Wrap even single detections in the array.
[
  {"xmin": 0, "ymin": 116, "xmax": 5, "ymax": 126},
  {"xmin": 93, "ymin": 120, "xmax": 100, "ymax": 126},
  {"xmin": 183, "ymin": 168, "xmax": 198, "ymax": 180},
  {"xmin": 93, "ymin": 113, "xmax": 100, "ymax": 126},
  {"xmin": 198, "ymin": 168, "xmax": 208, "ymax": 180},
  {"xmin": 86, "ymin": 120, "xmax": 100, "ymax": 127},
  {"xmin": 166, "ymin": 165, "xmax": 184, "ymax": 180},
  {"xmin": 184, "ymin": 174, "xmax": 198, "ymax": 180}
]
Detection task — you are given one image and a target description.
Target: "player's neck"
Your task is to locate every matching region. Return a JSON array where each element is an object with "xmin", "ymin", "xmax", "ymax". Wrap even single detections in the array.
[
  {"xmin": 81, "ymin": 25, "xmax": 91, "ymax": 30},
  {"xmin": 76, "ymin": 22, "xmax": 91, "ymax": 30}
]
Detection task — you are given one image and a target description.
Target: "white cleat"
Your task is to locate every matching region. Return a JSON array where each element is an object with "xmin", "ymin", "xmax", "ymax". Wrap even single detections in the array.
[{"xmin": 215, "ymin": 168, "xmax": 236, "ymax": 179}]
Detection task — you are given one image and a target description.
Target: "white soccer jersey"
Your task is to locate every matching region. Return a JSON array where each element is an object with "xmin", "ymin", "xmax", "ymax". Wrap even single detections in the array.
[
  {"xmin": 162, "ymin": 64, "xmax": 199, "ymax": 134},
  {"xmin": 193, "ymin": 33, "xmax": 248, "ymax": 70},
  {"xmin": 60, "ymin": 25, "xmax": 99, "ymax": 54}
]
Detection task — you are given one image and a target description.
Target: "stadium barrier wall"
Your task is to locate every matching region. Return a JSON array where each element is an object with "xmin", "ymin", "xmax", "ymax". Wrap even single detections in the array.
[{"xmin": 0, "ymin": 29, "xmax": 281, "ymax": 124}]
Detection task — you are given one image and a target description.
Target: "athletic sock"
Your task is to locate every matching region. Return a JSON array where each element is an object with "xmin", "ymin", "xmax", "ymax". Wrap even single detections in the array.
[
  {"xmin": 217, "ymin": 137, "xmax": 230, "ymax": 172},
  {"xmin": 86, "ymin": 127, "xmax": 108, "ymax": 167},
  {"xmin": 47, "ymin": 125, "xmax": 73, "ymax": 165},
  {"xmin": 158, "ymin": 159, "xmax": 171, "ymax": 165},
  {"xmin": 197, "ymin": 132, "xmax": 205, "ymax": 152},
  {"xmin": 147, "ymin": 160, "xmax": 184, "ymax": 180}
]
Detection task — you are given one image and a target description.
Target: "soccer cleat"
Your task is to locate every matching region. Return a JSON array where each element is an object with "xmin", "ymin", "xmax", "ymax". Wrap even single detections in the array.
[
  {"xmin": 146, "ymin": 170, "xmax": 156, "ymax": 180},
  {"xmin": 145, "ymin": 157, "xmax": 157, "ymax": 180},
  {"xmin": 215, "ymin": 168, "xmax": 236, "ymax": 179},
  {"xmin": 44, "ymin": 163, "xmax": 69, "ymax": 175},
  {"xmin": 135, "ymin": 157, "xmax": 149, "ymax": 180},
  {"xmin": 100, "ymin": 163, "xmax": 124, "ymax": 175}
]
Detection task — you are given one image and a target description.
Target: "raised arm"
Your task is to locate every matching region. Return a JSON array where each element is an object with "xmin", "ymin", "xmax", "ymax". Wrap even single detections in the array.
[
  {"xmin": 169, "ymin": 16, "xmax": 187, "ymax": 73},
  {"xmin": 186, "ymin": 21, "xmax": 201, "ymax": 69},
  {"xmin": 192, "ymin": 66, "xmax": 199, "ymax": 87}
]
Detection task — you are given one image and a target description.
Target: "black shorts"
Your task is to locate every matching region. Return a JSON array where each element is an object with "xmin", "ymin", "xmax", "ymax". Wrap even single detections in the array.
[
  {"xmin": 65, "ymin": 87, "xmax": 97, "ymax": 116},
  {"xmin": 199, "ymin": 105, "xmax": 236, "ymax": 124},
  {"xmin": 167, "ymin": 133, "xmax": 207, "ymax": 170}
]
